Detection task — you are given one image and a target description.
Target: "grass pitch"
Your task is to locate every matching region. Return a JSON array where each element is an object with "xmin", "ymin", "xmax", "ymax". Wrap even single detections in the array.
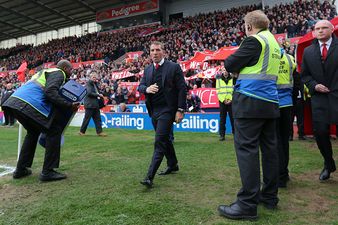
[{"xmin": 0, "ymin": 126, "xmax": 337, "ymax": 225}]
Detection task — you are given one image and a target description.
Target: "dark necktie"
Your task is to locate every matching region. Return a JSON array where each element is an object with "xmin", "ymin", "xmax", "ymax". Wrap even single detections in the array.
[
  {"xmin": 322, "ymin": 43, "xmax": 327, "ymax": 61},
  {"xmin": 155, "ymin": 63, "xmax": 159, "ymax": 70}
]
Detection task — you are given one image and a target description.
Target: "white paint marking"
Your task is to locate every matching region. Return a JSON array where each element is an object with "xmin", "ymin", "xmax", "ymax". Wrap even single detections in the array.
[{"xmin": 0, "ymin": 165, "xmax": 15, "ymax": 177}]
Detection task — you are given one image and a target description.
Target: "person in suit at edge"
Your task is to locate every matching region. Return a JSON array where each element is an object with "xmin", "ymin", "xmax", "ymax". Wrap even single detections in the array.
[
  {"xmin": 217, "ymin": 10, "xmax": 281, "ymax": 220},
  {"xmin": 301, "ymin": 20, "xmax": 337, "ymax": 181},
  {"xmin": 138, "ymin": 41, "xmax": 187, "ymax": 188},
  {"xmin": 79, "ymin": 71, "xmax": 107, "ymax": 137},
  {"xmin": 3, "ymin": 60, "xmax": 80, "ymax": 182}
]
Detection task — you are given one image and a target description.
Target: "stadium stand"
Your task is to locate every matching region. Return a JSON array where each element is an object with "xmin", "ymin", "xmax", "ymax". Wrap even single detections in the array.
[{"xmin": 0, "ymin": 0, "xmax": 337, "ymax": 105}]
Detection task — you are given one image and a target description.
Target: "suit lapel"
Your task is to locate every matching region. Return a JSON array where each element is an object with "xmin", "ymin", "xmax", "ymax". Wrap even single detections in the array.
[
  {"xmin": 147, "ymin": 66, "xmax": 154, "ymax": 86},
  {"xmin": 161, "ymin": 60, "xmax": 167, "ymax": 87},
  {"xmin": 326, "ymin": 38, "xmax": 337, "ymax": 60}
]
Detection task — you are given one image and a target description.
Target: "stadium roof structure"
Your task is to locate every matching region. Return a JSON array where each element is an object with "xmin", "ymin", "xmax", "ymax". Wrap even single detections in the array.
[{"xmin": 0, "ymin": 0, "xmax": 136, "ymax": 41}]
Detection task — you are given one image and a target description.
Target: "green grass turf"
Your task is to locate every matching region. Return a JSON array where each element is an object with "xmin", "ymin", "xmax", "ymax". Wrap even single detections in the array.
[{"xmin": 0, "ymin": 126, "xmax": 337, "ymax": 225}]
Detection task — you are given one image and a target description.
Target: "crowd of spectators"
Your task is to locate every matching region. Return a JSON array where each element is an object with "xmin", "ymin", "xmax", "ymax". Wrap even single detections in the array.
[{"xmin": 0, "ymin": 0, "xmax": 336, "ymax": 106}]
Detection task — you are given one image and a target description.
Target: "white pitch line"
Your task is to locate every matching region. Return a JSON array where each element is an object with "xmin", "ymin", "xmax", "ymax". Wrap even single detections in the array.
[{"xmin": 0, "ymin": 165, "xmax": 15, "ymax": 177}]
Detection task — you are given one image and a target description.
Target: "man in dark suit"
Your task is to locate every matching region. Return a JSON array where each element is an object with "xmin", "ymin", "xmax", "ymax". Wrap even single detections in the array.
[
  {"xmin": 138, "ymin": 41, "xmax": 186, "ymax": 188},
  {"xmin": 301, "ymin": 20, "xmax": 337, "ymax": 181},
  {"xmin": 79, "ymin": 72, "xmax": 107, "ymax": 137}
]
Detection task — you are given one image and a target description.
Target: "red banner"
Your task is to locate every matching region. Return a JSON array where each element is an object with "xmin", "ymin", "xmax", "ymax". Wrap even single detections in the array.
[
  {"xmin": 203, "ymin": 47, "xmax": 238, "ymax": 61},
  {"xmin": 191, "ymin": 88, "xmax": 219, "ymax": 108},
  {"xmin": 126, "ymin": 51, "xmax": 144, "ymax": 60},
  {"xmin": 179, "ymin": 47, "xmax": 237, "ymax": 72},
  {"xmin": 111, "ymin": 70, "xmax": 136, "ymax": 80},
  {"xmin": 185, "ymin": 67, "xmax": 221, "ymax": 80},
  {"xmin": 0, "ymin": 71, "xmax": 8, "ymax": 78},
  {"xmin": 289, "ymin": 36, "xmax": 302, "ymax": 44},
  {"xmin": 96, "ymin": 0, "xmax": 159, "ymax": 22},
  {"xmin": 274, "ymin": 33, "xmax": 287, "ymax": 44}
]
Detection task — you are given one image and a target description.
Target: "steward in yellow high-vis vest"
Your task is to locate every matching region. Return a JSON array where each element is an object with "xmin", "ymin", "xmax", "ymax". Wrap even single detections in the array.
[
  {"xmin": 276, "ymin": 49, "xmax": 296, "ymax": 187},
  {"xmin": 218, "ymin": 10, "xmax": 280, "ymax": 219},
  {"xmin": 3, "ymin": 60, "xmax": 79, "ymax": 182},
  {"xmin": 216, "ymin": 73, "xmax": 235, "ymax": 140},
  {"xmin": 277, "ymin": 52, "xmax": 296, "ymax": 107}
]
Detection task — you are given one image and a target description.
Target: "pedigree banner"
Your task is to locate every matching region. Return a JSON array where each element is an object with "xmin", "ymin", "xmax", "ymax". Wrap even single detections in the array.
[{"xmin": 96, "ymin": 0, "xmax": 159, "ymax": 22}]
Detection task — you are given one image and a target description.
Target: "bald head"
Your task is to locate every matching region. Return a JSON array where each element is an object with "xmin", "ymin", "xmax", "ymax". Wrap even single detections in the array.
[
  {"xmin": 314, "ymin": 20, "xmax": 334, "ymax": 42},
  {"xmin": 57, "ymin": 60, "xmax": 73, "ymax": 76}
]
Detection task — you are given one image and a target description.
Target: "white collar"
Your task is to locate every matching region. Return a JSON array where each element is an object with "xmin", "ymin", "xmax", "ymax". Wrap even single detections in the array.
[
  {"xmin": 153, "ymin": 58, "xmax": 164, "ymax": 67},
  {"xmin": 319, "ymin": 37, "xmax": 332, "ymax": 47}
]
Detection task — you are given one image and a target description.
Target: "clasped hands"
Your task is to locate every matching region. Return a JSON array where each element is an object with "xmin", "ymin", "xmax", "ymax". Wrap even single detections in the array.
[{"xmin": 315, "ymin": 84, "xmax": 330, "ymax": 93}]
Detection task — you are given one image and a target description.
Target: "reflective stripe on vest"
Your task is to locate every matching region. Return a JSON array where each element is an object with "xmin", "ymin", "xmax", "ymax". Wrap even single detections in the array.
[
  {"xmin": 11, "ymin": 68, "xmax": 66, "ymax": 117},
  {"xmin": 236, "ymin": 30, "xmax": 280, "ymax": 104}
]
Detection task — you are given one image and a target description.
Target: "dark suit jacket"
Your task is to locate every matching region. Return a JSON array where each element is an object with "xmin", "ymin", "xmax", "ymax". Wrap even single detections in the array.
[
  {"xmin": 84, "ymin": 80, "xmax": 100, "ymax": 109},
  {"xmin": 138, "ymin": 60, "xmax": 187, "ymax": 117},
  {"xmin": 301, "ymin": 35, "xmax": 338, "ymax": 124}
]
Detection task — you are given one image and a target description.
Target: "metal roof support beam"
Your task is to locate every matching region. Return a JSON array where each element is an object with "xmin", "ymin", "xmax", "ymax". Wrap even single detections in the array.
[
  {"xmin": 0, "ymin": 5, "xmax": 58, "ymax": 31},
  {"xmin": 28, "ymin": 0, "xmax": 83, "ymax": 26},
  {"xmin": 75, "ymin": 0, "xmax": 96, "ymax": 13},
  {"xmin": 0, "ymin": 31, "xmax": 17, "ymax": 39},
  {"xmin": 0, "ymin": 20, "xmax": 36, "ymax": 35}
]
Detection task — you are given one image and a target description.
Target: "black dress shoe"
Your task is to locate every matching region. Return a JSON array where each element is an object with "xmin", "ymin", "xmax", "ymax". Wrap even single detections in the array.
[
  {"xmin": 218, "ymin": 203, "xmax": 258, "ymax": 220},
  {"xmin": 319, "ymin": 167, "xmax": 336, "ymax": 181},
  {"xmin": 140, "ymin": 178, "xmax": 153, "ymax": 188},
  {"xmin": 158, "ymin": 165, "xmax": 179, "ymax": 175},
  {"xmin": 13, "ymin": 168, "xmax": 32, "ymax": 179},
  {"xmin": 298, "ymin": 136, "xmax": 307, "ymax": 140},
  {"xmin": 39, "ymin": 170, "xmax": 67, "ymax": 182},
  {"xmin": 219, "ymin": 136, "xmax": 225, "ymax": 141}
]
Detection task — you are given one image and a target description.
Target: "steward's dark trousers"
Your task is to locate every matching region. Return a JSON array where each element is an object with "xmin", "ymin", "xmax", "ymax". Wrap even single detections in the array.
[
  {"xmin": 290, "ymin": 99, "xmax": 305, "ymax": 137},
  {"xmin": 3, "ymin": 109, "xmax": 15, "ymax": 125},
  {"xmin": 234, "ymin": 118, "xmax": 279, "ymax": 210},
  {"xmin": 146, "ymin": 112, "xmax": 177, "ymax": 180},
  {"xmin": 277, "ymin": 107, "xmax": 292, "ymax": 183},
  {"xmin": 313, "ymin": 122, "xmax": 336, "ymax": 171},
  {"xmin": 10, "ymin": 108, "xmax": 65, "ymax": 172},
  {"xmin": 219, "ymin": 102, "xmax": 234, "ymax": 136},
  {"xmin": 80, "ymin": 108, "xmax": 102, "ymax": 134}
]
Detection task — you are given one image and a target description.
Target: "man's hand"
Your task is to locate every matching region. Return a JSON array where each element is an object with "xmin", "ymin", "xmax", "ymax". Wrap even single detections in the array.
[
  {"xmin": 315, "ymin": 84, "xmax": 330, "ymax": 93},
  {"xmin": 175, "ymin": 111, "xmax": 184, "ymax": 123},
  {"xmin": 98, "ymin": 94, "xmax": 104, "ymax": 98},
  {"xmin": 146, "ymin": 84, "xmax": 159, "ymax": 94},
  {"xmin": 71, "ymin": 102, "xmax": 80, "ymax": 112}
]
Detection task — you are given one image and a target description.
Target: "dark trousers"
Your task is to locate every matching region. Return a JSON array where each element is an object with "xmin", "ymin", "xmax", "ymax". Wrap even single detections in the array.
[
  {"xmin": 313, "ymin": 122, "xmax": 336, "ymax": 171},
  {"xmin": 80, "ymin": 108, "xmax": 103, "ymax": 134},
  {"xmin": 11, "ymin": 108, "xmax": 64, "ymax": 172},
  {"xmin": 3, "ymin": 109, "xmax": 15, "ymax": 125},
  {"xmin": 277, "ymin": 107, "xmax": 292, "ymax": 183},
  {"xmin": 219, "ymin": 102, "xmax": 234, "ymax": 137},
  {"xmin": 146, "ymin": 113, "xmax": 177, "ymax": 180},
  {"xmin": 234, "ymin": 118, "xmax": 279, "ymax": 210},
  {"xmin": 290, "ymin": 99, "xmax": 304, "ymax": 137}
]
